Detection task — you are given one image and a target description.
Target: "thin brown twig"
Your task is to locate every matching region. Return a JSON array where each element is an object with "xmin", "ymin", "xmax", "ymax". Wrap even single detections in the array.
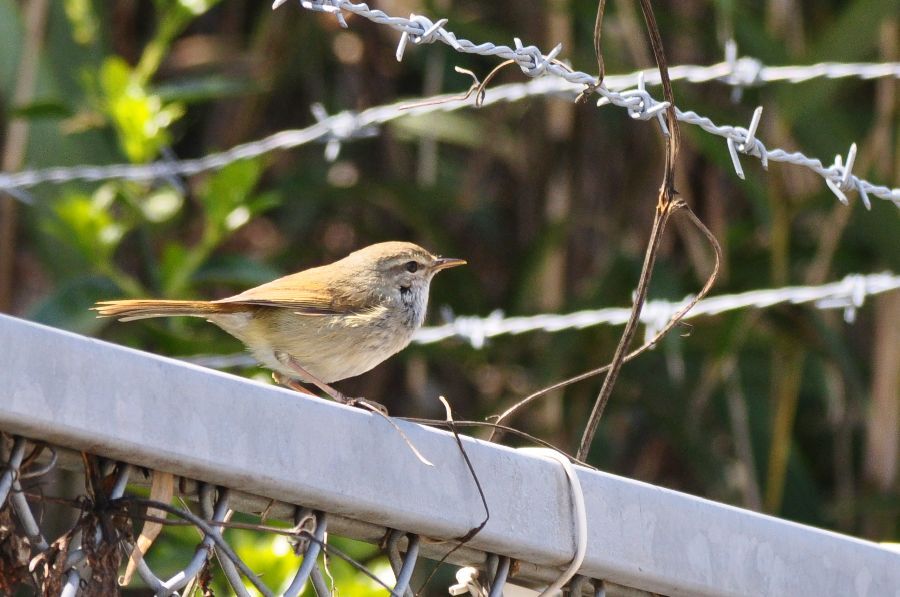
[
  {"xmin": 473, "ymin": 60, "xmax": 516, "ymax": 107},
  {"xmin": 398, "ymin": 67, "xmax": 484, "ymax": 110},
  {"xmin": 489, "ymin": 203, "xmax": 721, "ymax": 446},
  {"xmin": 470, "ymin": 57, "xmax": 577, "ymax": 108},
  {"xmin": 593, "ymin": 0, "xmax": 607, "ymax": 85},
  {"xmin": 640, "ymin": 0, "xmax": 681, "ymax": 171},
  {"xmin": 575, "ymin": 0, "xmax": 607, "ymax": 104},
  {"xmin": 404, "ymin": 54, "xmax": 580, "ymax": 111},
  {"xmin": 484, "ymin": 7, "xmax": 716, "ymax": 438},
  {"xmin": 575, "ymin": 201, "xmax": 721, "ymax": 461},
  {"xmin": 412, "ymin": 397, "xmax": 489, "ymax": 596},
  {"xmin": 577, "ymin": 205, "xmax": 671, "ymax": 459},
  {"xmin": 438, "ymin": 397, "xmax": 489, "ymax": 544},
  {"xmin": 574, "ymin": 0, "xmax": 684, "ymax": 462}
]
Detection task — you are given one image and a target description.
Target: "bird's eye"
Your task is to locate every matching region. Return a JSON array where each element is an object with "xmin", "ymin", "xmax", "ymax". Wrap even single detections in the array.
[{"xmin": 405, "ymin": 261, "xmax": 418, "ymax": 273}]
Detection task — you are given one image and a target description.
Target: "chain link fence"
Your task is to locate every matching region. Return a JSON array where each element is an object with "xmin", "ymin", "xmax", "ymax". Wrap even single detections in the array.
[{"xmin": 2, "ymin": 314, "xmax": 900, "ymax": 596}]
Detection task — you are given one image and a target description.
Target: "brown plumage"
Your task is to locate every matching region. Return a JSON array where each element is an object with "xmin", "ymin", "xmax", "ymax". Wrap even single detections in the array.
[
  {"xmin": 93, "ymin": 299, "xmax": 245, "ymax": 321},
  {"xmin": 93, "ymin": 242, "xmax": 465, "ymax": 392}
]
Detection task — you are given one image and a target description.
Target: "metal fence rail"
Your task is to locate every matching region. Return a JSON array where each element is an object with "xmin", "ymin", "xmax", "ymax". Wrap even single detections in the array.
[{"xmin": 2, "ymin": 313, "xmax": 899, "ymax": 596}]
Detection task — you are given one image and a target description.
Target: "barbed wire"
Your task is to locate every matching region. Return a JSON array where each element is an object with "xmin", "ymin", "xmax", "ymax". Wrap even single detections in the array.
[
  {"xmin": 618, "ymin": 40, "xmax": 900, "ymax": 90},
  {"xmin": 182, "ymin": 272, "xmax": 899, "ymax": 370},
  {"xmin": 264, "ymin": 0, "xmax": 900, "ymax": 209},
  {"xmin": 0, "ymin": 41, "xmax": 897, "ymax": 208},
  {"xmin": 420, "ymin": 272, "xmax": 899, "ymax": 348}
]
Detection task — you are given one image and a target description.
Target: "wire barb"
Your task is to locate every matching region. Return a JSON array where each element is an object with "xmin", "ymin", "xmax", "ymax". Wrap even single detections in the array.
[
  {"xmin": 396, "ymin": 14, "xmax": 453, "ymax": 61},
  {"xmin": 298, "ymin": 0, "xmax": 348, "ymax": 27},
  {"xmin": 727, "ymin": 105, "xmax": 767, "ymax": 177}
]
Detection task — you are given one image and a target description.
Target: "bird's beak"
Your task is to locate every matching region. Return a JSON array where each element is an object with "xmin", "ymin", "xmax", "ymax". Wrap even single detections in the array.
[{"xmin": 432, "ymin": 257, "xmax": 467, "ymax": 271}]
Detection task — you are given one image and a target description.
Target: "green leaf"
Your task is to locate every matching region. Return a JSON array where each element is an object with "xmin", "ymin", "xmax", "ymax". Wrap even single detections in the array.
[
  {"xmin": 41, "ymin": 190, "xmax": 128, "ymax": 267},
  {"xmin": 63, "ymin": 0, "xmax": 98, "ymax": 45},
  {"xmin": 100, "ymin": 56, "xmax": 185, "ymax": 162},
  {"xmin": 198, "ymin": 159, "xmax": 263, "ymax": 228},
  {"xmin": 99, "ymin": 56, "xmax": 131, "ymax": 98}
]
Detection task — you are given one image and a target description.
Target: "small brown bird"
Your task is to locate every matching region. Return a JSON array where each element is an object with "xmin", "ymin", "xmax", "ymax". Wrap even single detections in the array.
[{"xmin": 93, "ymin": 241, "xmax": 465, "ymax": 407}]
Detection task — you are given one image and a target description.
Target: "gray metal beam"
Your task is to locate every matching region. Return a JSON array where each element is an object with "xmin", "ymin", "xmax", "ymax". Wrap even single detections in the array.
[{"xmin": 1, "ymin": 314, "xmax": 898, "ymax": 596}]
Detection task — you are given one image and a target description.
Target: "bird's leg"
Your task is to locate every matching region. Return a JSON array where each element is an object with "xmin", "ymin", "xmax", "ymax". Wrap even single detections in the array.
[
  {"xmin": 272, "ymin": 372, "xmax": 316, "ymax": 395},
  {"xmin": 273, "ymin": 351, "xmax": 389, "ymax": 416},
  {"xmin": 272, "ymin": 359, "xmax": 349, "ymax": 402}
]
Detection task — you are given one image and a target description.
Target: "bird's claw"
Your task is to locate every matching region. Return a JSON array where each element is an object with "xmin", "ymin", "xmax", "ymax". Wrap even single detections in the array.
[
  {"xmin": 272, "ymin": 368, "xmax": 389, "ymax": 415},
  {"xmin": 346, "ymin": 397, "xmax": 390, "ymax": 416}
]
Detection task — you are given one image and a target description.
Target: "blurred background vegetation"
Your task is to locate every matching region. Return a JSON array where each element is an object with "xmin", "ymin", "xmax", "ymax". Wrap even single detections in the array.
[{"xmin": 0, "ymin": 0, "xmax": 898, "ymax": 593}]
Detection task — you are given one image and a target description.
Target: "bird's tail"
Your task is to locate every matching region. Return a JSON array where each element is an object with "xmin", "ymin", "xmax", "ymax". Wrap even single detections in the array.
[{"xmin": 93, "ymin": 299, "xmax": 235, "ymax": 322}]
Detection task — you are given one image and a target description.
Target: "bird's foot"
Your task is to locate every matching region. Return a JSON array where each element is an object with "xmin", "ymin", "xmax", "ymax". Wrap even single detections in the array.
[
  {"xmin": 272, "ymin": 354, "xmax": 389, "ymax": 415},
  {"xmin": 344, "ymin": 397, "xmax": 390, "ymax": 416},
  {"xmin": 273, "ymin": 372, "xmax": 315, "ymax": 395}
]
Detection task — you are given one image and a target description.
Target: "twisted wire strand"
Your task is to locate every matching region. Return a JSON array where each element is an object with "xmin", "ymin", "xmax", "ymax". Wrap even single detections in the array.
[
  {"xmin": 180, "ymin": 272, "xmax": 898, "ymax": 370},
  {"xmin": 0, "ymin": 48, "xmax": 897, "ymax": 205},
  {"xmin": 416, "ymin": 272, "xmax": 899, "ymax": 348},
  {"xmin": 269, "ymin": 0, "xmax": 899, "ymax": 208}
]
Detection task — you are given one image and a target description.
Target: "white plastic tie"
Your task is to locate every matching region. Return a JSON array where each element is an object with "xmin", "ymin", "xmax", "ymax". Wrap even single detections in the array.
[{"xmin": 517, "ymin": 448, "xmax": 587, "ymax": 596}]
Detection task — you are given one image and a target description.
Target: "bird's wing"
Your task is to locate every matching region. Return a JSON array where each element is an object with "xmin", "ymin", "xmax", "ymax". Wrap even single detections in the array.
[{"xmin": 215, "ymin": 267, "xmax": 354, "ymax": 315}]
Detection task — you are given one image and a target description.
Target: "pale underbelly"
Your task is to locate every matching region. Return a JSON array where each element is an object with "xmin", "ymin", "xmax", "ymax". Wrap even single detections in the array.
[{"xmin": 208, "ymin": 309, "xmax": 415, "ymax": 383}]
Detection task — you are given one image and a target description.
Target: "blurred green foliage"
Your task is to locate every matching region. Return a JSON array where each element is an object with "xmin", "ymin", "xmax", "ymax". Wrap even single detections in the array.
[
  {"xmin": 1, "ymin": 0, "xmax": 898, "ymax": 593},
  {"xmin": 99, "ymin": 56, "xmax": 186, "ymax": 162}
]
